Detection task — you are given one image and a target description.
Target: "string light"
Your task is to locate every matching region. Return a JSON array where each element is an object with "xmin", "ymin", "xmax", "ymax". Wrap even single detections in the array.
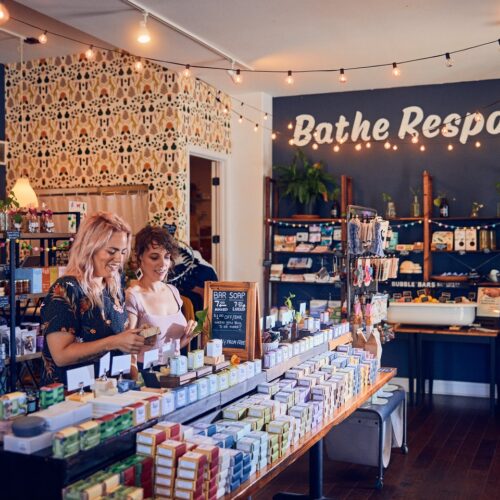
[
  {"xmin": 355, "ymin": 143, "xmax": 362, "ymax": 151},
  {"xmin": 447, "ymin": 144, "xmax": 454, "ymax": 151},
  {"xmin": 411, "ymin": 133, "xmax": 419, "ymax": 144},
  {"xmin": 183, "ymin": 64, "xmax": 191, "ymax": 77},
  {"xmin": 85, "ymin": 46, "xmax": 95, "ymax": 60},
  {"xmin": 474, "ymin": 112, "xmax": 483, "ymax": 122},
  {"xmin": 0, "ymin": 2, "xmax": 9, "ymax": 25},
  {"xmin": 441, "ymin": 125, "xmax": 449, "ymax": 136},
  {"xmin": 271, "ymin": 132, "xmax": 277, "ymax": 140},
  {"xmin": 288, "ymin": 139, "xmax": 294, "ymax": 145},
  {"xmin": 238, "ymin": 115, "xmax": 243, "ymax": 123},
  {"xmin": 475, "ymin": 141, "xmax": 481, "ymax": 148},
  {"xmin": 137, "ymin": 12, "xmax": 151, "ymax": 44},
  {"xmin": 445, "ymin": 53, "xmax": 453, "ymax": 67},
  {"xmin": 392, "ymin": 144, "xmax": 398, "ymax": 151},
  {"xmin": 264, "ymin": 113, "xmax": 268, "ymax": 121},
  {"xmin": 392, "ymin": 62, "xmax": 400, "ymax": 77},
  {"xmin": 235, "ymin": 69, "xmax": 242, "ymax": 84},
  {"xmin": 223, "ymin": 106, "xmax": 229, "ymax": 114},
  {"xmin": 286, "ymin": 70, "xmax": 294, "ymax": 85},
  {"xmin": 134, "ymin": 60, "xmax": 143, "ymax": 72},
  {"xmin": 38, "ymin": 31, "xmax": 48, "ymax": 44},
  {"xmin": 333, "ymin": 145, "xmax": 340, "ymax": 152},
  {"xmin": 312, "ymin": 143, "xmax": 319, "ymax": 150},
  {"xmin": 339, "ymin": 68, "xmax": 347, "ymax": 83},
  {"xmin": 254, "ymin": 123, "xmax": 259, "ymax": 132},
  {"xmin": 420, "ymin": 145, "xmax": 426, "ymax": 152},
  {"xmin": 365, "ymin": 142, "xmax": 371, "ymax": 148},
  {"xmin": 384, "ymin": 141, "xmax": 391, "ymax": 150},
  {"xmin": 287, "ymin": 122, "xmax": 293, "ymax": 130}
]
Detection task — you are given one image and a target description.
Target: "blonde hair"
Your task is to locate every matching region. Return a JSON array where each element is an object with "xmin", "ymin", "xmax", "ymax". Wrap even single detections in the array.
[{"xmin": 64, "ymin": 212, "xmax": 132, "ymax": 308}]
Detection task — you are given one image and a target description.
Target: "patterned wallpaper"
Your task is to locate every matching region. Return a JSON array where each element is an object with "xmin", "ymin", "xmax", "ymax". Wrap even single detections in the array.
[{"xmin": 5, "ymin": 50, "xmax": 231, "ymax": 239}]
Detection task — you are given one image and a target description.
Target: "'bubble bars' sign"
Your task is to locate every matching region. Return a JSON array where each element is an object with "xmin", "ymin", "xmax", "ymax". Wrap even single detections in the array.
[{"xmin": 292, "ymin": 107, "xmax": 500, "ymax": 146}]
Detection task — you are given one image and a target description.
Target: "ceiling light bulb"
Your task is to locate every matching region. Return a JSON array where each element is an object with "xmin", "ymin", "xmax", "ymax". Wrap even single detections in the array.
[
  {"xmin": 392, "ymin": 144, "xmax": 398, "ymax": 151},
  {"xmin": 392, "ymin": 62, "xmax": 400, "ymax": 77},
  {"xmin": 411, "ymin": 134, "xmax": 419, "ymax": 144},
  {"xmin": 183, "ymin": 64, "xmax": 191, "ymax": 77},
  {"xmin": 254, "ymin": 123, "xmax": 259, "ymax": 132},
  {"xmin": 85, "ymin": 46, "xmax": 95, "ymax": 60},
  {"xmin": 384, "ymin": 141, "xmax": 391, "ymax": 150},
  {"xmin": 288, "ymin": 139, "xmax": 294, "ymax": 146},
  {"xmin": 312, "ymin": 143, "xmax": 318, "ymax": 150},
  {"xmin": 286, "ymin": 70, "xmax": 294, "ymax": 85},
  {"xmin": 445, "ymin": 53, "xmax": 453, "ymax": 67},
  {"xmin": 339, "ymin": 68, "xmax": 347, "ymax": 83},
  {"xmin": 447, "ymin": 144, "xmax": 454, "ymax": 151},
  {"xmin": 333, "ymin": 145, "xmax": 340, "ymax": 152},
  {"xmin": 355, "ymin": 143, "xmax": 362, "ymax": 151},
  {"xmin": 287, "ymin": 122, "xmax": 293, "ymax": 130},
  {"xmin": 475, "ymin": 141, "xmax": 481, "ymax": 148},
  {"xmin": 0, "ymin": 2, "xmax": 10, "ymax": 25},
  {"xmin": 271, "ymin": 132, "xmax": 277, "ymax": 140},
  {"xmin": 134, "ymin": 60, "xmax": 143, "ymax": 72},
  {"xmin": 420, "ymin": 145, "xmax": 426, "ymax": 152},
  {"xmin": 137, "ymin": 12, "xmax": 151, "ymax": 44},
  {"xmin": 38, "ymin": 31, "xmax": 48, "ymax": 44},
  {"xmin": 365, "ymin": 142, "xmax": 371, "ymax": 148},
  {"xmin": 238, "ymin": 115, "xmax": 243, "ymax": 124},
  {"xmin": 235, "ymin": 69, "xmax": 242, "ymax": 84}
]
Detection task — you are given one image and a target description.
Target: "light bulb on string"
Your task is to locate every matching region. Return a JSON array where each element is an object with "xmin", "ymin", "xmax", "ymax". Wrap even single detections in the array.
[
  {"xmin": 238, "ymin": 115, "xmax": 243, "ymax": 124},
  {"xmin": 365, "ymin": 142, "xmax": 371, "ymax": 149},
  {"xmin": 183, "ymin": 65, "xmax": 191, "ymax": 77},
  {"xmin": 339, "ymin": 68, "xmax": 347, "ymax": 83},
  {"xmin": 264, "ymin": 113, "xmax": 268, "ymax": 121},
  {"xmin": 475, "ymin": 141, "xmax": 481, "ymax": 148},
  {"xmin": 411, "ymin": 133, "xmax": 419, "ymax": 144},
  {"xmin": 288, "ymin": 139, "xmax": 294, "ymax": 146},
  {"xmin": 254, "ymin": 123, "xmax": 259, "ymax": 132},
  {"xmin": 355, "ymin": 143, "xmax": 362, "ymax": 151},
  {"xmin": 134, "ymin": 60, "xmax": 143, "ymax": 72},
  {"xmin": 441, "ymin": 125, "xmax": 449, "ymax": 136},
  {"xmin": 38, "ymin": 31, "xmax": 48, "ymax": 44},
  {"xmin": 287, "ymin": 122, "xmax": 293, "ymax": 130},
  {"xmin": 85, "ymin": 46, "xmax": 95, "ymax": 60},
  {"xmin": 392, "ymin": 144, "xmax": 398, "ymax": 151},
  {"xmin": 420, "ymin": 145, "xmax": 426, "ymax": 152},
  {"xmin": 286, "ymin": 70, "xmax": 294, "ymax": 85},
  {"xmin": 384, "ymin": 141, "xmax": 391, "ymax": 150},
  {"xmin": 392, "ymin": 62, "xmax": 400, "ymax": 77},
  {"xmin": 445, "ymin": 53, "xmax": 453, "ymax": 67},
  {"xmin": 0, "ymin": 2, "xmax": 10, "ymax": 25},
  {"xmin": 235, "ymin": 69, "xmax": 242, "ymax": 84},
  {"xmin": 312, "ymin": 143, "xmax": 319, "ymax": 150},
  {"xmin": 333, "ymin": 145, "xmax": 340, "ymax": 153},
  {"xmin": 447, "ymin": 144, "xmax": 454, "ymax": 151},
  {"xmin": 223, "ymin": 106, "xmax": 229, "ymax": 115},
  {"xmin": 137, "ymin": 12, "xmax": 151, "ymax": 44},
  {"xmin": 271, "ymin": 132, "xmax": 277, "ymax": 140},
  {"xmin": 474, "ymin": 112, "xmax": 483, "ymax": 122}
]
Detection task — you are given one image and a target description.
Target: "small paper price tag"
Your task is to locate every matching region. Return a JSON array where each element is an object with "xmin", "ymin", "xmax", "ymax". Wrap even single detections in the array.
[
  {"xmin": 143, "ymin": 349, "xmax": 159, "ymax": 370},
  {"xmin": 417, "ymin": 289, "xmax": 426, "ymax": 296},
  {"xmin": 99, "ymin": 352, "xmax": 111, "ymax": 377},
  {"xmin": 67, "ymin": 365, "xmax": 95, "ymax": 392},
  {"xmin": 111, "ymin": 354, "xmax": 132, "ymax": 376}
]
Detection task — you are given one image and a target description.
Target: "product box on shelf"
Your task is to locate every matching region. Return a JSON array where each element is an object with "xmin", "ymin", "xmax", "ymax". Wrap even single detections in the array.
[{"xmin": 16, "ymin": 267, "xmax": 43, "ymax": 294}]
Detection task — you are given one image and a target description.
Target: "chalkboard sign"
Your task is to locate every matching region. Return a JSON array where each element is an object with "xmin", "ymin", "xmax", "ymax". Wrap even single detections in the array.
[{"xmin": 204, "ymin": 282, "xmax": 261, "ymax": 360}]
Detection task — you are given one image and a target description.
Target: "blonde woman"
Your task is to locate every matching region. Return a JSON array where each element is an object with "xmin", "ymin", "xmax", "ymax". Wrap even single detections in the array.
[{"xmin": 41, "ymin": 212, "xmax": 144, "ymax": 386}]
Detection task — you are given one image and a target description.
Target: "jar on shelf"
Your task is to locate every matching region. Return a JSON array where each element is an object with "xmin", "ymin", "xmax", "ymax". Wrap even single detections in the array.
[
  {"xmin": 41, "ymin": 207, "xmax": 55, "ymax": 233},
  {"xmin": 27, "ymin": 207, "xmax": 39, "ymax": 233},
  {"xmin": 0, "ymin": 211, "xmax": 8, "ymax": 232},
  {"xmin": 385, "ymin": 201, "xmax": 397, "ymax": 219}
]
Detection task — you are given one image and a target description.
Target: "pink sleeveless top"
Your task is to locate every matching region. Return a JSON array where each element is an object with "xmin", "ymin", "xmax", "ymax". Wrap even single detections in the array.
[{"xmin": 125, "ymin": 284, "xmax": 187, "ymax": 363}]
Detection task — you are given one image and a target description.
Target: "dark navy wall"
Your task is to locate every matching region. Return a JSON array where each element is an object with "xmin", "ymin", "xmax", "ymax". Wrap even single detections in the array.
[
  {"xmin": 273, "ymin": 79, "xmax": 500, "ymax": 386},
  {"xmin": 0, "ymin": 64, "xmax": 4, "ymax": 198}
]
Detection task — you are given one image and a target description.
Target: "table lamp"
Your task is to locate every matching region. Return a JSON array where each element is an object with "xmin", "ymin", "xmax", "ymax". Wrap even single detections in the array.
[{"xmin": 11, "ymin": 177, "xmax": 38, "ymax": 208}]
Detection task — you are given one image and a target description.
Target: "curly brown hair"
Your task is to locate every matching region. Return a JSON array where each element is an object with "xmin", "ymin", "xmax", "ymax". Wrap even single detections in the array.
[{"xmin": 134, "ymin": 225, "xmax": 179, "ymax": 264}]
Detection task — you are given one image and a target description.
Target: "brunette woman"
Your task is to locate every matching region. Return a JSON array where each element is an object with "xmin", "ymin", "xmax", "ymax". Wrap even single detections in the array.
[
  {"xmin": 126, "ymin": 225, "xmax": 196, "ymax": 367},
  {"xmin": 41, "ymin": 212, "xmax": 144, "ymax": 386}
]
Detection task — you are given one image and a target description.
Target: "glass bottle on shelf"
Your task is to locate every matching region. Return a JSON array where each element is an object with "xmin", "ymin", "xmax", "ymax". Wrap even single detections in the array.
[
  {"xmin": 439, "ymin": 197, "xmax": 449, "ymax": 217},
  {"xmin": 330, "ymin": 199, "xmax": 340, "ymax": 218},
  {"xmin": 410, "ymin": 195, "xmax": 421, "ymax": 217}
]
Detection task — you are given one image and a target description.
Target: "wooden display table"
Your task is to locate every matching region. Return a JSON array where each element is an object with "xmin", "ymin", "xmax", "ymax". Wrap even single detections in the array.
[
  {"xmin": 393, "ymin": 324, "xmax": 500, "ymax": 411},
  {"xmin": 225, "ymin": 368, "xmax": 396, "ymax": 500}
]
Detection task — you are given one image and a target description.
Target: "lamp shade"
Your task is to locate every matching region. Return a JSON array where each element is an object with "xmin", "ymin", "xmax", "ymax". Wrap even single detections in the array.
[{"xmin": 11, "ymin": 178, "xmax": 38, "ymax": 208}]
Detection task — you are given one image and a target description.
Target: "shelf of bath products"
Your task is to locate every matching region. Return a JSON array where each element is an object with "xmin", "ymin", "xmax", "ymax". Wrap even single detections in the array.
[
  {"xmin": 0, "ymin": 232, "xmax": 75, "ymax": 240},
  {"xmin": 225, "ymin": 367, "xmax": 397, "ymax": 500},
  {"xmin": 5, "ymin": 352, "xmax": 42, "ymax": 365},
  {"xmin": 0, "ymin": 332, "xmax": 354, "ymax": 492},
  {"xmin": 0, "ymin": 293, "xmax": 46, "ymax": 307},
  {"xmin": 269, "ymin": 279, "xmax": 343, "ymax": 286}
]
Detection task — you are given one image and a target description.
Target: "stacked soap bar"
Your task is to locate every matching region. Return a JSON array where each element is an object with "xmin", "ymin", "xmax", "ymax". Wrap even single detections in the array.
[
  {"xmin": 0, "ymin": 391, "xmax": 27, "ymax": 420},
  {"xmin": 40, "ymin": 383, "xmax": 65, "ymax": 409},
  {"xmin": 155, "ymin": 439, "xmax": 187, "ymax": 498}
]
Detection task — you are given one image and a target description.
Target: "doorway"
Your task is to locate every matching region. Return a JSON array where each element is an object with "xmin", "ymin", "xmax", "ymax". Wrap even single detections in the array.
[{"xmin": 189, "ymin": 155, "xmax": 221, "ymax": 271}]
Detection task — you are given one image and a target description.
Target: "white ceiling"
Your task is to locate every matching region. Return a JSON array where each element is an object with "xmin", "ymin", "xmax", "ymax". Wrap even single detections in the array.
[{"xmin": 2, "ymin": 0, "xmax": 500, "ymax": 97}]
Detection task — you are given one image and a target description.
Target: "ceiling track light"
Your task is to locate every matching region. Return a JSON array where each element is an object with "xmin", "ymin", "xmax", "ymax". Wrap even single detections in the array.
[
  {"xmin": 339, "ymin": 68, "xmax": 347, "ymax": 83},
  {"xmin": 137, "ymin": 11, "xmax": 151, "ymax": 44},
  {"xmin": 392, "ymin": 62, "xmax": 400, "ymax": 77},
  {"xmin": 445, "ymin": 52, "xmax": 453, "ymax": 67},
  {"xmin": 0, "ymin": 2, "xmax": 10, "ymax": 25},
  {"xmin": 286, "ymin": 70, "xmax": 294, "ymax": 85},
  {"xmin": 38, "ymin": 31, "xmax": 48, "ymax": 44}
]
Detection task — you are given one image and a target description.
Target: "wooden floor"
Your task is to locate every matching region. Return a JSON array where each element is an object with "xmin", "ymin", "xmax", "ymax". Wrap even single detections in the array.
[{"xmin": 254, "ymin": 395, "xmax": 500, "ymax": 500}]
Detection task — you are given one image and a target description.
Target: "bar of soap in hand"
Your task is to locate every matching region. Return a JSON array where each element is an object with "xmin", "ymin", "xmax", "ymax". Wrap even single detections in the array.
[{"xmin": 140, "ymin": 326, "xmax": 161, "ymax": 338}]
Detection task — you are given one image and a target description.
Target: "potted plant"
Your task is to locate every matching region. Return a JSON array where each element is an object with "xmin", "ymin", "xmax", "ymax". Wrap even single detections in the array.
[
  {"xmin": 470, "ymin": 201, "xmax": 484, "ymax": 218},
  {"xmin": 0, "ymin": 192, "xmax": 19, "ymax": 232},
  {"xmin": 273, "ymin": 148, "xmax": 335, "ymax": 217},
  {"xmin": 410, "ymin": 187, "xmax": 421, "ymax": 217},
  {"xmin": 382, "ymin": 193, "xmax": 396, "ymax": 218}
]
